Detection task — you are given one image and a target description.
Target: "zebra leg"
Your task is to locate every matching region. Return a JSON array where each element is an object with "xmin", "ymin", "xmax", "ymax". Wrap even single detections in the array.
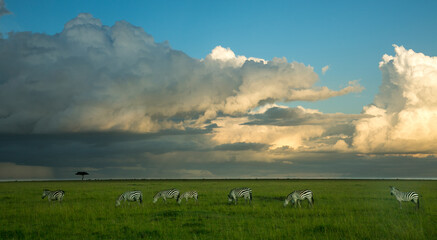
[
  {"xmin": 235, "ymin": 197, "xmax": 237, "ymax": 205},
  {"xmin": 298, "ymin": 200, "xmax": 301, "ymax": 208},
  {"xmin": 399, "ymin": 201, "xmax": 402, "ymax": 209}
]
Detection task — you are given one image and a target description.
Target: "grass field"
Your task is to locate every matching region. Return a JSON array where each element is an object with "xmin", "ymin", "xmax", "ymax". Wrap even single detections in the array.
[{"xmin": 0, "ymin": 179, "xmax": 436, "ymax": 239}]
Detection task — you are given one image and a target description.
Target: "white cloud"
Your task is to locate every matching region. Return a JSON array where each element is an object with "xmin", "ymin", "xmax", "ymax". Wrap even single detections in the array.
[
  {"xmin": 0, "ymin": 13, "xmax": 363, "ymax": 136},
  {"xmin": 204, "ymin": 45, "xmax": 267, "ymax": 68},
  {"xmin": 285, "ymin": 80, "xmax": 363, "ymax": 102},
  {"xmin": 322, "ymin": 65, "xmax": 330, "ymax": 74},
  {"xmin": 211, "ymin": 115, "xmax": 325, "ymax": 150},
  {"xmin": 353, "ymin": 45, "xmax": 437, "ymax": 154}
]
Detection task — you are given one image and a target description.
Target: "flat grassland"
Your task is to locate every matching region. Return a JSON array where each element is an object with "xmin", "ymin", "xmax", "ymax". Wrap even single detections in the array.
[{"xmin": 0, "ymin": 180, "xmax": 436, "ymax": 239}]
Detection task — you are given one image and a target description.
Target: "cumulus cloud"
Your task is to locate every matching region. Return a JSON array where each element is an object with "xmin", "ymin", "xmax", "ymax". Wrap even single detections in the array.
[
  {"xmin": 2, "ymin": 13, "xmax": 395, "ymax": 179},
  {"xmin": 211, "ymin": 115, "xmax": 325, "ymax": 150},
  {"xmin": 210, "ymin": 104, "xmax": 368, "ymax": 153},
  {"xmin": 322, "ymin": 65, "xmax": 330, "ymax": 74},
  {"xmin": 0, "ymin": 0, "xmax": 11, "ymax": 18},
  {"xmin": 0, "ymin": 13, "xmax": 362, "ymax": 134},
  {"xmin": 218, "ymin": 60, "xmax": 363, "ymax": 115},
  {"xmin": 204, "ymin": 45, "xmax": 267, "ymax": 68},
  {"xmin": 353, "ymin": 45, "xmax": 437, "ymax": 154}
]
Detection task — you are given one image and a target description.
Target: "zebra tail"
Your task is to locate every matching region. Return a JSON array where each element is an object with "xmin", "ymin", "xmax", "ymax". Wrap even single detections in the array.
[
  {"xmin": 140, "ymin": 195, "xmax": 143, "ymax": 204},
  {"xmin": 417, "ymin": 198, "xmax": 420, "ymax": 209},
  {"xmin": 250, "ymin": 192, "xmax": 253, "ymax": 201},
  {"xmin": 312, "ymin": 196, "xmax": 314, "ymax": 205}
]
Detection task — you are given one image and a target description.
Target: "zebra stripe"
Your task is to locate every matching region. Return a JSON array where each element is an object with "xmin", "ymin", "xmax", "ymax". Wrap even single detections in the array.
[
  {"xmin": 42, "ymin": 189, "xmax": 65, "ymax": 202},
  {"xmin": 153, "ymin": 189, "xmax": 180, "ymax": 203},
  {"xmin": 390, "ymin": 186, "xmax": 419, "ymax": 209},
  {"xmin": 228, "ymin": 187, "xmax": 252, "ymax": 205},
  {"xmin": 284, "ymin": 189, "xmax": 313, "ymax": 208},
  {"xmin": 178, "ymin": 191, "xmax": 198, "ymax": 204},
  {"xmin": 115, "ymin": 190, "xmax": 143, "ymax": 207}
]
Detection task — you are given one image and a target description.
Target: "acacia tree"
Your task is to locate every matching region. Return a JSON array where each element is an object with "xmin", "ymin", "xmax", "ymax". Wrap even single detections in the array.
[{"xmin": 75, "ymin": 171, "xmax": 89, "ymax": 180}]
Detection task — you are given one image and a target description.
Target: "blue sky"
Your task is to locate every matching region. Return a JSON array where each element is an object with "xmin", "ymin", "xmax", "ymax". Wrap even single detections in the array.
[
  {"xmin": 2, "ymin": 0, "xmax": 436, "ymax": 114},
  {"xmin": 1, "ymin": 0, "xmax": 436, "ymax": 179}
]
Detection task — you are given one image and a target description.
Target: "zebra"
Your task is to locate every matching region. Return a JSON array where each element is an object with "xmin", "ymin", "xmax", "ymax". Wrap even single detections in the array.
[
  {"xmin": 42, "ymin": 189, "xmax": 65, "ymax": 203},
  {"xmin": 283, "ymin": 189, "xmax": 313, "ymax": 208},
  {"xmin": 389, "ymin": 186, "xmax": 419, "ymax": 209},
  {"xmin": 115, "ymin": 190, "xmax": 143, "ymax": 207},
  {"xmin": 153, "ymin": 189, "xmax": 180, "ymax": 204},
  {"xmin": 178, "ymin": 191, "xmax": 198, "ymax": 204},
  {"xmin": 228, "ymin": 187, "xmax": 252, "ymax": 205}
]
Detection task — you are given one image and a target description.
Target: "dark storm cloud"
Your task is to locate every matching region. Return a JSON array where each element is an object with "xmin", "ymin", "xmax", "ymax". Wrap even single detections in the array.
[
  {"xmin": 0, "ymin": 131, "xmax": 211, "ymax": 167},
  {"xmin": 245, "ymin": 106, "xmax": 368, "ymax": 126},
  {"xmin": 214, "ymin": 142, "xmax": 270, "ymax": 151},
  {"xmin": 1, "ymin": 130, "xmax": 436, "ymax": 179}
]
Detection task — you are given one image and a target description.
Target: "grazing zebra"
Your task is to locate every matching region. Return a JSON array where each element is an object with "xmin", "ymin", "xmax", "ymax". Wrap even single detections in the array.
[
  {"xmin": 283, "ymin": 189, "xmax": 313, "ymax": 208},
  {"xmin": 228, "ymin": 187, "xmax": 252, "ymax": 205},
  {"xmin": 42, "ymin": 189, "xmax": 65, "ymax": 203},
  {"xmin": 178, "ymin": 191, "xmax": 198, "ymax": 204},
  {"xmin": 390, "ymin": 186, "xmax": 419, "ymax": 209},
  {"xmin": 153, "ymin": 189, "xmax": 180, "ymax": 204},
  {"xmin": 115, "ymin": 190, "xmax": 143, "ymax": 207}
]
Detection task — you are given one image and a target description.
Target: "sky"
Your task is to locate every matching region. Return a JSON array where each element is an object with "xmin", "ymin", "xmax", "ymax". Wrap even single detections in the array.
[{"xmin": 0, "ymin": 0, "xmax": 436, "ymax": 180}]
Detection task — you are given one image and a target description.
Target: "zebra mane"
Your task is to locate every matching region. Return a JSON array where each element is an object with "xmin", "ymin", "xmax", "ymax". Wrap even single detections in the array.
[
  {"xmin": 117, "ymin": 192, "xmax": 126, "ymax": 201},
  {"xmin": 153, "ymin": 192, "xmax": 161, "ymax": 199}
]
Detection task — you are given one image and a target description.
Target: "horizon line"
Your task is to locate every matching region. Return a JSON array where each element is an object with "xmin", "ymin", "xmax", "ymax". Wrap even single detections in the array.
[{"xmin": 1, "ymin": 177, "xmax": 436, "ymax": 182}]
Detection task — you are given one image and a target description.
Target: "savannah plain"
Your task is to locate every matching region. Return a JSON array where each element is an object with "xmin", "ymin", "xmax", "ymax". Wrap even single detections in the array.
[{"xmin": 0, "ymin": 179, "xmax": 436, "ymax": 239}]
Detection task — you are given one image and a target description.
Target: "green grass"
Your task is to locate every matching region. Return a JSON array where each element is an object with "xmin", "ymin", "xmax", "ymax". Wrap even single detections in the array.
[{"xmin": 0, "ymin": 180, "xmax": 436, "ymax": 239}]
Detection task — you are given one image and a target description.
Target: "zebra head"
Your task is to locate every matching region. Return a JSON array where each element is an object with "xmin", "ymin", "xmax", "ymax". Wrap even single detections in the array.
[
  {"xmin": 42, "ymin": 189, "xmax": 50, "ymax": 199},
  {"xmin": 389, "ymin": 186, "xmax": 397, "ymax": 195},
  {"xmin": 228, "ymin": 194, "xmax": 233, "ymax": 204},
  {"xmin": 115, "ymin": 200, "xmax": 121, "ymax": 207},
  {"xmin": 283, "ymin": 199, "xmax": 289, "ymax": 207}
]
